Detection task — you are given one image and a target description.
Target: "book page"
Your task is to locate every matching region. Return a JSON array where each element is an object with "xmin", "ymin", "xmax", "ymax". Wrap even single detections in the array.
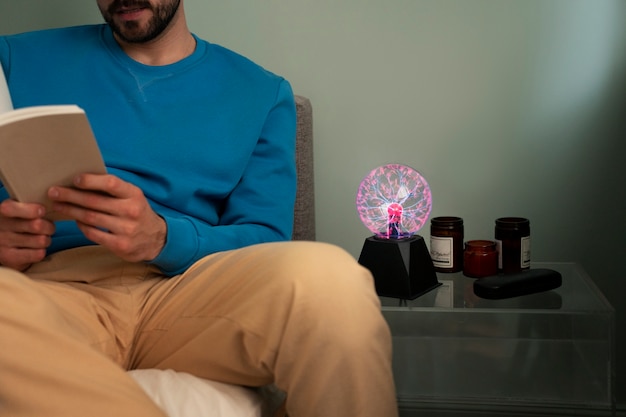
[
  {"xmin": 0, "ymin": 64, "xmax": 13, "ymax": 114},
  {"xmin": 0, "ymin": 105, "xmax": 83, "ymax": 125}
]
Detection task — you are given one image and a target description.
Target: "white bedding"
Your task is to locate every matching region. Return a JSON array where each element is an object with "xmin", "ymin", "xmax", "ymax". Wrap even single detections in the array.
[{"xmin": 129, "ymin": 369, "xmax": 264, "ymax": 417}]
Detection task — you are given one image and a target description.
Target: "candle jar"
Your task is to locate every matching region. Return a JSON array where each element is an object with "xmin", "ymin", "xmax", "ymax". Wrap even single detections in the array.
[
  {"xmin": 495, "ymin": 217, "xmax": 531, "ymax": 273},
  {"xmin": 430, "ymin": 216, "xmax": 464, "ymax": 273},
  {"xmin": 463, "ymin": 240, "xmax": 498, "ymax": 278}
]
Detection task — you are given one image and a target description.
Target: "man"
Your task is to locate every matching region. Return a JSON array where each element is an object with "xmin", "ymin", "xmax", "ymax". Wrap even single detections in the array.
[{"xmin": 0, "ymin": 1, "xmax": 398, "ymax": 416}]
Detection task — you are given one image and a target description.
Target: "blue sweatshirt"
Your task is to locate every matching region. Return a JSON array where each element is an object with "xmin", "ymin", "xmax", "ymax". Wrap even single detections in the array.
[{"xmin": 0, "ymin": 25, "xmax": 297, "ymax": 275}]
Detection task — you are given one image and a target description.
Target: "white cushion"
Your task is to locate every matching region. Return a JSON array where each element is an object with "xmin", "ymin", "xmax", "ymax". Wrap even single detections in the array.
[{"xmin": 128, "ymin": 369, "xmax": 263, "ymax": 417}]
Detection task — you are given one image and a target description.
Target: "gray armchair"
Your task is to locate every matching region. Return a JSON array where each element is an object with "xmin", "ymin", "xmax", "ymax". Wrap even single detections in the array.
[{"xmin": 292, "ymin": 95, "xmax": 315, "ymax": 241}]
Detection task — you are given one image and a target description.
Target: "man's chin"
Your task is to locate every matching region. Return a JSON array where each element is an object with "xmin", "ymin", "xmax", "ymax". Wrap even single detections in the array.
[{"xmin": 110, "ymin": 21, "xmax": 156, "ymax": 44}]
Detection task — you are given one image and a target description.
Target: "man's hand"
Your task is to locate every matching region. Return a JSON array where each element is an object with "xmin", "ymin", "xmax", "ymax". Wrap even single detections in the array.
[
  {"xmin": 0, "ymin": 200, "xmax": 55, "ymax": 271},
  {"xmin": 48, "ymin": 173, "xmax": 167, "ymax": 263}
]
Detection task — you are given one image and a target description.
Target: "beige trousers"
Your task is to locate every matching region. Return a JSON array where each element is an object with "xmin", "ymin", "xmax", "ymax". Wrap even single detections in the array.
[{"xmin": 0, "ymin": 241, "xmax": 398, "ymax": 417}]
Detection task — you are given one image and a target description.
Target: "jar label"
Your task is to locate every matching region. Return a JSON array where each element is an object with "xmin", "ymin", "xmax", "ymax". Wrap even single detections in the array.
[
  {"xmin": 430, "ymin": 236, "xmax": 453, "ymax": 268},
  {"xmin": 521, "ymin": 236, "xmax": 531, "ymax": 268}
]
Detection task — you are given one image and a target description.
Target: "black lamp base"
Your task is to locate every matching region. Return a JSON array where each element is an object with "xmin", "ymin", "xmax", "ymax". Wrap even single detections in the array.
[{"xmin": 358, "ymin": 235, "xmax": 441, "ymax": 300}]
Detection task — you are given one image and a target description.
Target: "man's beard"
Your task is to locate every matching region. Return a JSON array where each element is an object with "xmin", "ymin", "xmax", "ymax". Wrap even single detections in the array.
[{"xmin": 101, "ymin": 0, "xmax": 181, "ymax": 44}]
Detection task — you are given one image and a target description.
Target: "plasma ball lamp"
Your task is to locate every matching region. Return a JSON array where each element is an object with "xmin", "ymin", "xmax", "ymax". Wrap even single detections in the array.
[
  {"xmin": 356, "ymin": 164, "xmax": 440, "ymax": 300},
  {"xmin": 356, "ymin": 163, "xmax": 432, "ymax": 238}
]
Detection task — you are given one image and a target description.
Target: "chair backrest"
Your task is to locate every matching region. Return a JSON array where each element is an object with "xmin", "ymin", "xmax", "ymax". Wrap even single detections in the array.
[{"xmin": 292, "ymin": 96, "xmax": 315, "ymax": 241}]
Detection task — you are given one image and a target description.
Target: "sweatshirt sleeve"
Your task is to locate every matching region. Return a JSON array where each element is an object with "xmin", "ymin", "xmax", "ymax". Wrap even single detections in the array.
[{"xmin": 147, "ymin": 80, "xmax": 297, "ymax": 275}]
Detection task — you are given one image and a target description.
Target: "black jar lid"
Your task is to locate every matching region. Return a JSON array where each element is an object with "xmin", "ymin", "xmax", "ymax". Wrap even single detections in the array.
[
  {"xmin": 431, "ymin": 216, "xmax": 463, "ymax": 227},
  {"xmin": 495, "ymin": 217, "xmax": 530, "ymax": 229}
]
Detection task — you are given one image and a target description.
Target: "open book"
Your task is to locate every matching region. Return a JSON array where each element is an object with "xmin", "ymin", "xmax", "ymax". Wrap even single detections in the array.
[{"xmin": 0, "ymin": 66, "xmax": 106, "ymax": 220}]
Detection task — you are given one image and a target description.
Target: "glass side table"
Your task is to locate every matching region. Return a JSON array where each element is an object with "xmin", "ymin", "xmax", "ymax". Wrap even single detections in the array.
[{"xmin": 380, "ymin": 262, "xmax": 615, "ymax": 417}]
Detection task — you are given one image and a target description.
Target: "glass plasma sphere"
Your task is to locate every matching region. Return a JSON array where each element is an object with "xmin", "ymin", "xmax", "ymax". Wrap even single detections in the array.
[{"xmin": 356, "ymin": 163, "xmax": 432, "ymax": 239}]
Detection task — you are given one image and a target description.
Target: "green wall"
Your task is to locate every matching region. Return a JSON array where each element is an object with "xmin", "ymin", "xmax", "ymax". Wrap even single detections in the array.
[{"xmin": 2, "ymin": 0, "xmax": 625, "ymax": 409}]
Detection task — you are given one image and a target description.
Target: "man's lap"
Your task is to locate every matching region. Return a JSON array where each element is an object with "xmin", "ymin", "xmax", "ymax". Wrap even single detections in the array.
[{"xmin": 13, "ymin": 241, "xmax": 377, "ymax": 378}]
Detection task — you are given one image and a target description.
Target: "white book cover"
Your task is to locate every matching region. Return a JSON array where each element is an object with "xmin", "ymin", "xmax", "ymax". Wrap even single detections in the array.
[{"xmin": 0, "ymin": 64, "xmax": 13, "ymax": 114}]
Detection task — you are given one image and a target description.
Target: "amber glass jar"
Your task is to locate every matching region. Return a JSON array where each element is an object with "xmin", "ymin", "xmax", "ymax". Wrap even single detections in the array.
[
  {"xmin": 495, "ymin": 217, "xmax": 530, "ymax": 273},
  {"xmin": 463, "ymin": 240, "xmax": 498, "ymax": 278},
  {"xmin": 430, "ymin": 216, "xmax": 464, "ymax": 273}
]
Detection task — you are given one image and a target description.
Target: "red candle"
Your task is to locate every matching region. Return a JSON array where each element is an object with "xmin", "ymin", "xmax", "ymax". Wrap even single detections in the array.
[{"xmin": 464, "ymin": 240, "xmax": 498, "ymax": 278}]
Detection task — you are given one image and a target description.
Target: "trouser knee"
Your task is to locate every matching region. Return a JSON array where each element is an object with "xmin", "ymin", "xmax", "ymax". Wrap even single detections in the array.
[{"xmin": 268, "ymin": 242, "xmax": 387, "ymax": 345}]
